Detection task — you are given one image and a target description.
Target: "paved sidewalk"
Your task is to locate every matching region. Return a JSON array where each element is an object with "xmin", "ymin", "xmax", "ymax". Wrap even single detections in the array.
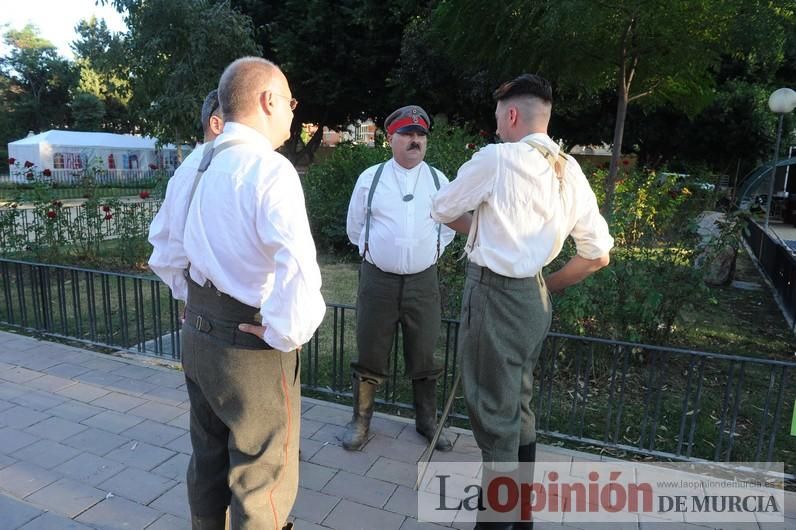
[{"xmin": 0, "ymin": 330, "xmax": 793, "ymax": 529}]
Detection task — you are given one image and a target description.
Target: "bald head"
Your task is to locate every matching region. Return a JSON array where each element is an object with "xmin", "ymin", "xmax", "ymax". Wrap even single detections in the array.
[{"xmin": 218, "ymin": 57, "xmax": 280, "ymax": 122}]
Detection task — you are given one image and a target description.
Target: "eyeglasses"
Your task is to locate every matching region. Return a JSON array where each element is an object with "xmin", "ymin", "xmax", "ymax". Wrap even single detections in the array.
[{"xmin": 267, "ymin": 91, "xmax": 298, "ymax": 111}]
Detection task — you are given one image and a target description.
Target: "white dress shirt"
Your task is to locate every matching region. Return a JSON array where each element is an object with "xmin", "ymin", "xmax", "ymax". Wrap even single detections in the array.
[
  {"xmin": 431, "ymin": 133, "xmax": 613, "ymax": 278},
  {"xmin": 148, "ymin": 143, "xmax": 206, "ymax": 302},
  {"xmin": 347, "ymin": 159, "xmax": 455, "ymax": 275},
  {"xmin": 149, "ymin": 122, "xmax": 326, "ymax": 352}
]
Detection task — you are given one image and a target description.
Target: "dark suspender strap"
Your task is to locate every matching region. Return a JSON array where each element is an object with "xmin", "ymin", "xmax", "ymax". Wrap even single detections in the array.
[
  {"xmin": 428, "ymin": 166, "xmax": 442, "ymax": 260},
  {"xmin": 363, "ymin": 162, "xmax": 387, "ymax": 259}
]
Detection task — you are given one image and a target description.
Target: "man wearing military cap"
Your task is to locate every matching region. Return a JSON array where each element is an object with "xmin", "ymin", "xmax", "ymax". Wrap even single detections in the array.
[{"xmin": 343, "ymin": 105, "xmax": 456, "ymax": 452}]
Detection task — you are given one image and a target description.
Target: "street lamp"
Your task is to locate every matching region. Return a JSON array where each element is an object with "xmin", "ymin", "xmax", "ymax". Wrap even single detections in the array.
[{"xmin": 764, "ymin": 87, "xmax": 796, "ymax": 233}]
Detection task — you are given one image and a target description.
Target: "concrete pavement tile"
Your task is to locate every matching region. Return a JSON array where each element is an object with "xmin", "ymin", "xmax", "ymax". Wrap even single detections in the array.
[
  {"xmin": 301, "ymin": 418, "xmax": 325, "ymax": 438},
  {"xmin": 81, "ymin": 409, "xmax": 144, "ymax": 434},
  {"xmin": 0, "ymin": 491, "xmax": 44, "ymax": 528},
  {"xmin": 0, "ymin": 404, "xmax": 50, "ymax": 429},
  {"xmin": 0, "ymin": 452, "xmax": 16, "ymax": 470},
  {"xmin": 397, "ymin": 424, "xmax": 433, "ymax": 447},
  {"xmin": 371, "ymin": 416, "xmax": 408, "ymax": 438},
  {"xmin": 0, "ymin": 398, "xmax": 14, "ymax": 411},
  {"xmin": 151, "ymin": 453, "xmax": 190, "ymax": 482},
  {"xmin": 165, "ymin": 432, "xmax": 192, "ymax": 454},
  {"xmin": 25, "ymin": 477, "xmax": 105, "ymax": 517},
  {"xmin": 73, "ymin": 369, "xmax": 126, "ymax": 387},
  {"xmin": 25, "ymin": 374, "xmax": 76, "ymax": 392},
  {"xmin": 19, "ymin": 511, "xmax": 94, "ymax": 529},
  {"xmin": 168, "ymin": 411, "xmax": 190, "ymax": 430},
  {"xmin": 55, "ymin": 382, "xmax": 110, "ymax": 403},
  {"xmin": 24, "ymin": 416, "xmax": 87, "ymax": 441},
  {"xmin": 323, "ymin": 498, "xmax": 405, "ymax": 530},
  {"xmin": 110, "ymin": 364, "xmax": 161, "ymax": 380},
  {"xmin": 400, "ymin": 518, "xmax": 451, "ymax": 530},
  {"xmin": 149, "ymin": 482, "xmax": 190, "ymax": 519},
  {"xmin": 105, "ymin": 440, "xmax": 176, "ymax": 471},
  {"xmin": 78, "ymin": 356, "xmax": 128, "ymax": 371},
  {"xmin": 303, "ymin": 404, "xmax": 353, "ymax": 427},
  {"xmin": 11, "ymin": 389, "xmax": 66, "ymax": 411},
  {"xmin": 99, "ymin": 466, "xmax": 177, "ymax": 504},
  {"xmin": 62, "ymin": 427, "xmax": 130, "ymax": 456},
  {"xmin": 322, "ymin": 469, "xmax": 397, "ymax": 508},
  {"xmin": 142, "ymin": 386, "xmax": 188, "ymax": 407},
  {"xmin": 89, "ymin": 391, "xmax": 147, "ymax": 412},
  {"xmin": 310, "ymin": 443, "xmax": 380, "ymax": 475},
  {"xmin": 0, "ymin": 381, "xmax": 29, "ymax": 400},
  {"xmin": 145, "ymin": 513, "xmax": 191, "ymax": 530},
  {"xmin": 288, "ymin": 518, "xmax": 332, "ymax": 530},
  {"xmin": 121, "ymin": 419, "xmax": 184, "ymax": 446},
  {"xmin": 291, "ymin": 487, "xmax": 340, "ymax": 524},
  {"xmin": 299, "ymin": 461, "xmax": 338, "ymax": 491},
  {"xmin": 364, "ymin": 433, "xmax": 426, "ymax": 464},
  {"xmin": 46, "ymin": 400, "xmax": 104, "ymax": 422},
  {"xmin": 367, "ymin": 456, "xmax": 420, "ymax": 489},
  {"xmin": 13, "ymin": 439, "xmax": 81, "ymax": 469},
  {"xmin": 54, "ymin": 452, "xmax": 126, "ymax": 486},
  {"xmin": 311, "ymin": 423, "xmax": 351, "ymax": 446},
  {"xmin": 383, "ymin": 485, "xmax": 428, "ymax": 519},
  {"xmin": 0, "ymin": 365, "xmax": 44, "ymax": 383},
  {"xmin": 104, "ymin": 377, "xmax": 159, "ymax": 397},
  {"xmin": 0, "ymin": 460, "xmax": 60, "ymax": 497},
  {"xmin": 0, "ymin": 426, "xmax": 39, "ymax": 453},
  {"xmin": 300, "ymin": 437, "xmax": 325, "ymax": 462},
  {"xmin": 76, "ymin": 494, "xmax": 161, "ymax": 529},
  {"xmin": 13, "ymin": 352, "xmax": 64, "ymax": 371},
  {"xmin": 42, "ymin": 362, "xmax": 92, "ymax": 379},
  {"xmin": 145, "ymin": 370, "xmax": 186, "ymax": 389},
  {"xmin": 128, "ymin": 400, "xmax": 184, "ymax": 423}
]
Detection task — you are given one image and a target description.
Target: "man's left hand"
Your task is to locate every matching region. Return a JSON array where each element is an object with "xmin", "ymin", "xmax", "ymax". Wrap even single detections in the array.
[{"xmin": 238, "ymin": 323, "xmax": 268, "ymax": 342}]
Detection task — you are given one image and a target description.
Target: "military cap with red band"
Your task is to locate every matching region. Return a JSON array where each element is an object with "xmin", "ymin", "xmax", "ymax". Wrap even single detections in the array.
[{"xmin": 385, "ymin": 105, "xmax": 431, "ymax": 135}]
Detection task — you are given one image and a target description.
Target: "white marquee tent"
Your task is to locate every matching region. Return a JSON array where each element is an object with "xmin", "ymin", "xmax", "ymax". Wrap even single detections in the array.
[{"xmin": 7, "ymin": 130, "xmax": 191, "ymax": 182}]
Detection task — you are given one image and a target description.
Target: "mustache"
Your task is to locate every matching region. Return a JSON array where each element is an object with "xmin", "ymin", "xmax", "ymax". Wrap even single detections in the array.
[{"xmin": 408, "ymin": 142, "xmax": 421, "ymax": 151}]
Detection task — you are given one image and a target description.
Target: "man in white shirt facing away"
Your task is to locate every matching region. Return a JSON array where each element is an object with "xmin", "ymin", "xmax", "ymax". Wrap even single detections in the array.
[
  {"xmin": 148, "ymin": 58, "xmax": 325, "ymax": 530},
  {"xmin": 149, "ymin": 88, "xmax": 223, "ymax": 300},
  {"xmin": 343, "ymin": 105, "xmax": 456, "ymax": 452},
  {"xmin": 431, "ymin": 74, "xmax": 613, "ymax": 530}
]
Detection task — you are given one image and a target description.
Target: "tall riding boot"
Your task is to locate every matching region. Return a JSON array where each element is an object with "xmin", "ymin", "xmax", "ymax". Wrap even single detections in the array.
[
  {"xmin": 190, "ymin": 513, "xmax": 226, "ymax": 530},
  {"xmin": 413, "ymin": 378, "xmax": 453, "ymax": 452},
  {"xmin": 514, "ymin": 442, "xmax": 537, "ymax": 530},
  {"xmin": 341, "ymin": 376, "xmax": 377, "ymax": 451},
  {"xmin": 474, "ymin": 465, "xmax": 516, "ymax": 530}
]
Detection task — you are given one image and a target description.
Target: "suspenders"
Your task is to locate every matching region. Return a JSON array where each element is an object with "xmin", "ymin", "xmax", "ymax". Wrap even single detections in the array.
[{"xmin": 362, "ymin": 162, "xmax": 443, "ymax": 262}]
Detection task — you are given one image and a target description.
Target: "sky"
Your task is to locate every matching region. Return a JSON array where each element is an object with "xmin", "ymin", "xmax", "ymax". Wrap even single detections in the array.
[{"xmin": 0, "ymin": 0, "xmax": 127, "ymax": 59}]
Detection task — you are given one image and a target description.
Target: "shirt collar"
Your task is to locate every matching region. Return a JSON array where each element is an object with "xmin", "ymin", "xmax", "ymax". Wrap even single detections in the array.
[
  {"xmin": 391, "ymin": 158, "xmax": 424, "ymax": 175},
  {"xmin": 519, "ymin": 132, "xmax": 559, "ymax": 156},
  {"xmin": 216, "ymin": 122, "xmax": 273, "ymax": 152}
]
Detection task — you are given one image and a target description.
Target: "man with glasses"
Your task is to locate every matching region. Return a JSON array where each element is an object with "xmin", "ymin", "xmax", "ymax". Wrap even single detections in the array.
[
  {"xmin": 342, "ymin": 105, "xmax": 456, "ymax": 453},
  {"xmin": 149, "ymin": 58, "xmax": 325, "ymax": 530}
]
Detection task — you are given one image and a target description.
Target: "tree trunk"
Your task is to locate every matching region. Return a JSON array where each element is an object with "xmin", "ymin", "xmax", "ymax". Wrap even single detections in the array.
[
  {"xmin": 175, "ymin": 130, "xmax": 183, "ymax": 164},
  {"xmin": 604, "ymin": 82, "xmax": 629, "ymax": 221}
]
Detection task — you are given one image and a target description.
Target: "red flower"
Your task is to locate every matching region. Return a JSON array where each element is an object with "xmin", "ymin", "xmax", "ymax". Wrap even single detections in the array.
[
  {"xmin": 622, "ymin": 159, "xmax": 630, "ymax": 166},
  {"xmin": 8, "ymin": 157, "xmax": 15, "ymax": 165},
  {"xmin": 479, "ymin": 130, "xmax": 489, "ymax": 138},
  {"xmin": 102, "ymin": 205, "xmax": 111, "ymax": 212},
  {"xmin": 104, "ymin": 213, "xmax": 113, "ymax": 221},
  {"xmin": 42, "ymin": 168, "xmax": 52, "ymax": 177},
  {"xmin": 46, "ymin": 210, "xmax": 57, "ymax": 219},
  {"xmin": 139, "ymin": 190, "xmax": 150, "ymax": 199},
  {"xmin": 148, "ymin": 163, "xmax": 158, "ymax": 170},
  {"xmin": 25, "ymin": 172, "xmax": 34, "ymax": 180},
  {"xmin": 23, "ymin": 161, "xmax": 34, "ymax": 168},
  {"xmin": 466, "ymin": 143, "xmax": 476, "ymax": 150}
]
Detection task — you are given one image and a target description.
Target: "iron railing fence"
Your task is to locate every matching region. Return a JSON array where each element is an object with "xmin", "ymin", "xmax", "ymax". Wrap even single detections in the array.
[
  {"xmin": 1, "ymin": 168, "xmax": 173, "ymax": 186},
  {"xmin": 0, "ymin": 258, "xmax": 793, "ymax": 474},
  {"xmin": 0, "ymin": 200, "xmax": 162, "ymax": 253},
  {"xmin": 745, "ymin": 219, "xmax": 796, "ymax": 328}
]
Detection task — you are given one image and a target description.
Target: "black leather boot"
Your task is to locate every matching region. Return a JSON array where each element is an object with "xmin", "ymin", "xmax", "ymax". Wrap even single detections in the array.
[
  {"xmin": 341, "ymin": 375, "xmax": 377, "ymax": 450},
  {"xmin": 514, "ymin": 442, "xmax": 537, "ymax": 530},
  {"xmin": 413, "ymin": 378, "xmax": 453, "ymax": 452}
]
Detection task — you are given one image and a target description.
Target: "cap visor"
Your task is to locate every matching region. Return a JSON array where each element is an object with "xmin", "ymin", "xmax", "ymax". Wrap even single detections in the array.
[{"xmin": 394, "ymin": 125, "xmax": 428, "ymax": 135}]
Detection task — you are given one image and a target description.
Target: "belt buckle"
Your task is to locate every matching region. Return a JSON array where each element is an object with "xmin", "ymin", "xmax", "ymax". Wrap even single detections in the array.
[{"xmin": 194, "ymin": 315, "xmax": 212, "ymax": 333}]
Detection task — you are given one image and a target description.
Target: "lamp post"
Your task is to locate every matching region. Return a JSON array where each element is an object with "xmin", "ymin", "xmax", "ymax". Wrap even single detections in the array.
[{"xmin": 764, "ymin": 87, "xmax": 796, "ymax": 233}]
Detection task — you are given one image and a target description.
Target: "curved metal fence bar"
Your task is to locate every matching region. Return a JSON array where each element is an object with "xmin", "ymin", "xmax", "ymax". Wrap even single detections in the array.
[
  {"xmin": 0, "ymin": 257, "xmax": 793, "ymax": 474},
  {"xmin": 744, "ymin": 219, "xmax": 796, "ymax": 329}
]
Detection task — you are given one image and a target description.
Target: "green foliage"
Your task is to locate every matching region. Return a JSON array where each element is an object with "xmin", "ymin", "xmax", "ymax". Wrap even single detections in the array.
[{"xmin": 70, "ymin": 92, "xmax": 106, "ymax": 131}]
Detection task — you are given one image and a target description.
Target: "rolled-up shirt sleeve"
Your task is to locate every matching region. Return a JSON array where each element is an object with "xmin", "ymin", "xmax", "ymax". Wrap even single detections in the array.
[
  {"xmin": 569, "ymin": 173, "xmax": 614, "ymax": 259},
  {"xmin": 255, "ymin": 167, "xmax": 326, "ymax": 352},
  {"xmin": 148, "ymin": 178, "xmax": 189, "ymax": 301},
  {"xmin": 431, "ymin": 145, "xmax": 496, "ymax": 223}
]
